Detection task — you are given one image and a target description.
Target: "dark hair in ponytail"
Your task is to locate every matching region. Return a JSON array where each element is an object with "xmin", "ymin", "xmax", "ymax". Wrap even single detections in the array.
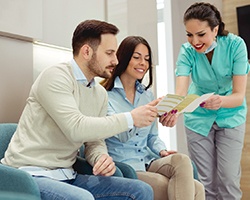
[{"xmin": 183, "ymin": 2, "xmax": 228, "ymax": 36}]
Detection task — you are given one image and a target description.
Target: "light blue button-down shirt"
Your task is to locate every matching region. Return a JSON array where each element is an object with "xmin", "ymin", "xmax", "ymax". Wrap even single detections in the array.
[
  {"xmin": 105, "ymin": 77, "xmax": 166, "ymax": 171},
  {"xmin": 71, "ymin": 59, "xmax": 96, "ymax": 87}
]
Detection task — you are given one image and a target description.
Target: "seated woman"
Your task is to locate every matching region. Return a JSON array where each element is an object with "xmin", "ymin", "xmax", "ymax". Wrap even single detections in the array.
[{"xmin": 101, "ymin": 36, "xmax": 205, "ymax": 200}]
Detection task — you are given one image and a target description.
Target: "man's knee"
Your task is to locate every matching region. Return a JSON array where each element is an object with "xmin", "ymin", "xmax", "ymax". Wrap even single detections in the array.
[{"xmin": 131, "ymin": 179, "xmax": 154, "ymax": 200}]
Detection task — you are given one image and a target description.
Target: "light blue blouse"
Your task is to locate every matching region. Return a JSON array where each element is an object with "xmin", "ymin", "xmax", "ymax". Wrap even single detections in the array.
[
  {"xmin": 105, "ymin": 77, "xmax": 166, "ymax": 171},
  {"xmin": 176, "ymin": 33, "xmax": 249, "ymax": 136}
]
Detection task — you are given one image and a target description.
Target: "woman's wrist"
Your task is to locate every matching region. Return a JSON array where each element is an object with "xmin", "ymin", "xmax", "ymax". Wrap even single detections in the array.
[{"xmin": 159, "ymin": 149, "xmax": 167, "ymax": 156}]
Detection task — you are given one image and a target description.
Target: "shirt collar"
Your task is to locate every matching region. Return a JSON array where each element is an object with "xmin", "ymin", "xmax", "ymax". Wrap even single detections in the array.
[
  {"xmin": 114, "ymin": 77, "xmax": 145, "ymax": 94},
  {"xmin": 113, "ymin": 76, "xmax": 124, "ymax": 89},
  {"xmin": 70, "ymin": 59, "xmax": 95, "ymax": 87}
]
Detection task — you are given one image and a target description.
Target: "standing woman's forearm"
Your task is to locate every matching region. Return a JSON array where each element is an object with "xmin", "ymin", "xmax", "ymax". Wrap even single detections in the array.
[
  {"xmin": 220, "ymin": 75, "xmax": 247, "ymax": 108},
  {"xmin": 175, "ymin": 76, "xmax": 190, "ymax": 96}
]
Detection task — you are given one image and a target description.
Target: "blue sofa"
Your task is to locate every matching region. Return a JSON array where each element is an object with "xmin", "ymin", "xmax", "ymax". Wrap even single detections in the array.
[
  {"xmin": 0, "ymin": 123, "xmax": 137, "ymax": 200},
  {"xmin": 0, "ymin": 123, "xmax": 41, "ymax": 200}
]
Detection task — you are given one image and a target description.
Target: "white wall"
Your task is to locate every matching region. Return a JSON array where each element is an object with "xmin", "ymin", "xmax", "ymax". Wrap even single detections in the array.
[
  {"xmin": 41, "ymin": 0, "xmax": 105, "ymax": 48},
  {"xmin": 0, "ymin": 36, "xmax": 33, "ymax": 122},
  {"xmin": 0, "ymin": 0, "xmax": 42, "ymax": 41},
  {"xmin": 107, "ymin": 0, "xmax": 158, "ymax": 64}
]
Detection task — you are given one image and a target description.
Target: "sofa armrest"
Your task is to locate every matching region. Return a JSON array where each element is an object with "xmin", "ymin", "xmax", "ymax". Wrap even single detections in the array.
[
  {"xmin": 73, "ymin": 156, "xmax": 95, "ymax": 175},
  {"xmin": 73, "ymin": 156, "xmax": 137, "ymax": 178},
  {"xmin": 0, "ymin": 192, "xmax": 40, "ymax": 200},
  {"xmin": 114, "ymin": 161, "xmax": 138, "ymax": 179},
  {"xmin": 0, "ymin": 164, "xmax": 40, "ymax": 198}
]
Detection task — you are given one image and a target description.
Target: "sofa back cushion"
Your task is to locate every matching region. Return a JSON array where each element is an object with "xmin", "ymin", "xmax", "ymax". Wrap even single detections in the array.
[{"xmin": 0, "ymin": 123, "xmax": 17, "ymax": 159}]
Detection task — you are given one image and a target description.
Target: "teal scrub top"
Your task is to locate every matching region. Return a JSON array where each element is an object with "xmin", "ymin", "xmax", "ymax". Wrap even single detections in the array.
[{"xmin": 176, "ymin": 33, "xmax": 249, "ymax": 136}]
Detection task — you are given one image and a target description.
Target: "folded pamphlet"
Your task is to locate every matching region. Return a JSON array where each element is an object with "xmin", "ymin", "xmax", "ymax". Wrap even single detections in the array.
[{"xmin": 156, "ymin": 93, "xmax": 214, "ymax": 116}]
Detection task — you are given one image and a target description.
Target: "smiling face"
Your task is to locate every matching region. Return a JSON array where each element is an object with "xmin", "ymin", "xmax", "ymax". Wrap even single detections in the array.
[
  {"xmin": 185, "ymin": 19, "xmax": 218, "ymax": 53},
  {"xmin": 122, "ymin": 43, "xmax": 150, "ymax": 81}
]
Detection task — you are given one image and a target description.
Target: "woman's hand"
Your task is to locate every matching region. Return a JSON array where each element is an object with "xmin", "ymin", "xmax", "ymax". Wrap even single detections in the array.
[
  {"xmin": 159, "ymin": 111, "xmax": 178, "ymax": 127},
  {"xmin": 159, "ymin": 149, "xmax": 177, "ymax": 157},
  {"xmin": 200, "ymin": 94, "xmax": 222, "ymax": 110}
]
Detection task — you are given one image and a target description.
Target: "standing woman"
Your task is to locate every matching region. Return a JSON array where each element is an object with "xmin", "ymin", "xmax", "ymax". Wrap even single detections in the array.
[
  {"xmin": 174, "ymin": 2, "xmax": 249, "ymax": 200},
  {"xmin": 102, "ymin": 36, "xmax": 205, "ymax": 200}
]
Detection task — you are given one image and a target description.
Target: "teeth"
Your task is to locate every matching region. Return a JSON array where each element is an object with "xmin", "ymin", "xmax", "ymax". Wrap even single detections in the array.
[
  {"xmin": 195, "ymin": 44, "xmax": 203, "ymax": 48},
  {"xmin": 194, "ymin": 43, "xmax": 204, "ymax": 50},
  {"xmin": 136, "ymin": 69, "xmax": 144, "ymax": 72}
]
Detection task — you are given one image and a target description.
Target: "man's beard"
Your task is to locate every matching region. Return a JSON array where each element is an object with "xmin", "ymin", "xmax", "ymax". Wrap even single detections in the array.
[{"xmin": 88, "ymin": 53, "xmax": 114, "ymax": 79}]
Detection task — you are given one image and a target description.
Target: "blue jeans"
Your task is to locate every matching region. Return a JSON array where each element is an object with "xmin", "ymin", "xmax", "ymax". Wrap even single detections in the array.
[{"xmin": 34, "ymin": 174, "xmax": 153, "ymax": 200}]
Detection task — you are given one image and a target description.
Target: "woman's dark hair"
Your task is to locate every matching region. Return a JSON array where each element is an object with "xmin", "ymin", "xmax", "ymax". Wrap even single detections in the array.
[
  {"xmin": 102, "ymin": 36, "xmax": 153, "ymax": 91},
  {"xmin": 72, "ymin": 19, "xmax": 119, "ymax": 56},
  {"xmin": 184, "ymin": 2, "xmax": 228, "ymax": 36}
]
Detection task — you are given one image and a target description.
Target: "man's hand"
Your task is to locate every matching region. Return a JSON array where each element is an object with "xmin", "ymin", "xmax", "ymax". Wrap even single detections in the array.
[
  {"xmin": 92, "ymin": 154, "xmax": 116, "ymax": 176},
  {"xmin": 131, "ymin": 103, "xmax": 158, "ymax": 127}
]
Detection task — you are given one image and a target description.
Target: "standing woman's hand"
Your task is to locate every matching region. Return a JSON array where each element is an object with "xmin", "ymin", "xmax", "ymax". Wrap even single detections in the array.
[{"xmin": 200, "ymin": 94, "xmax": 222, "ymax": 110}]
